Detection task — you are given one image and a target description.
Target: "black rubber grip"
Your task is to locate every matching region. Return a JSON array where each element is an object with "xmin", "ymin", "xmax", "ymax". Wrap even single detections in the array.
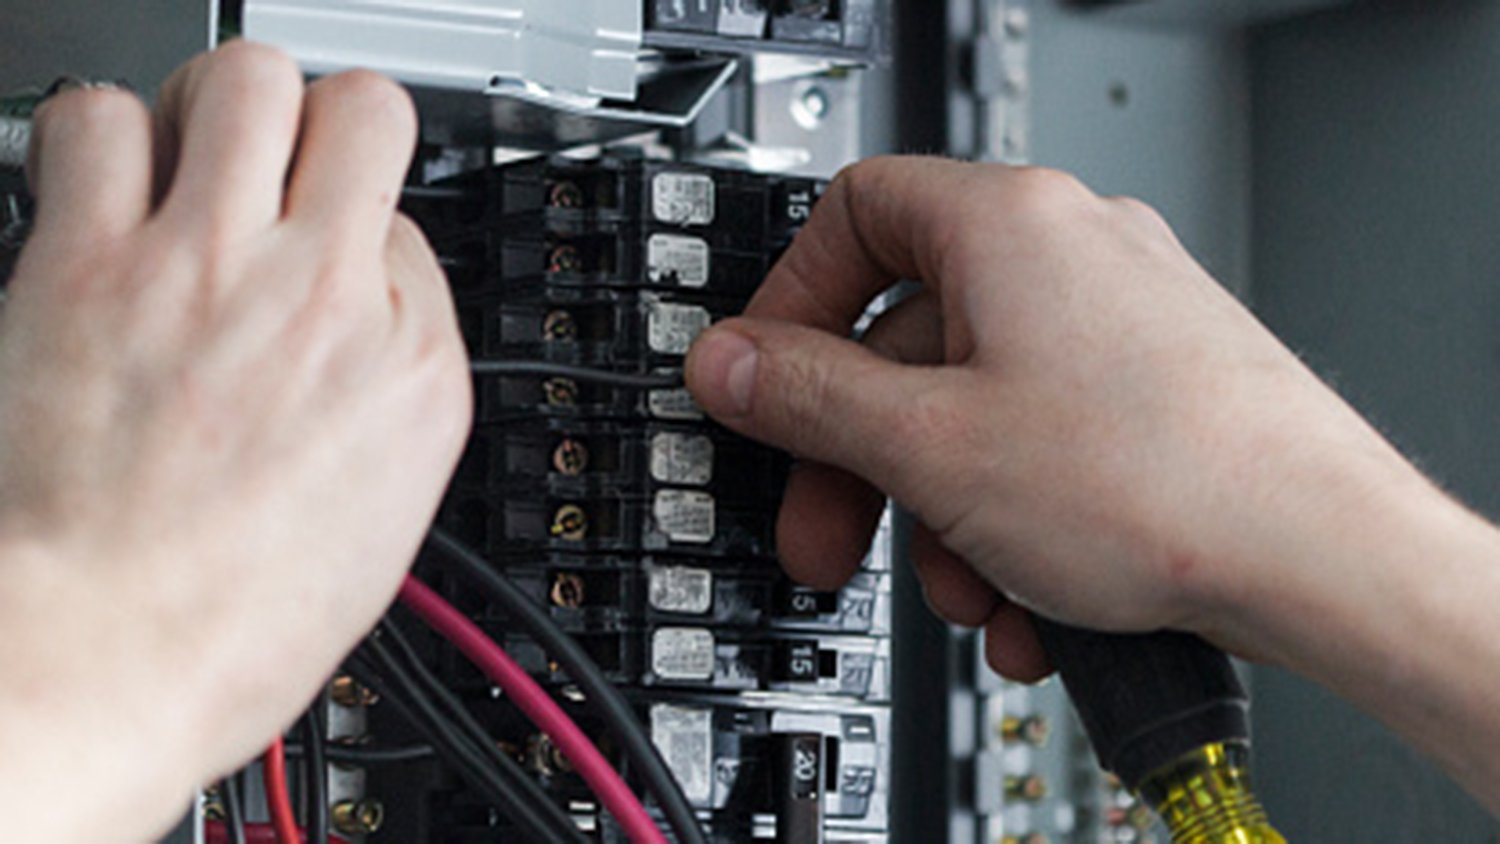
[{"xmin": 1032, "ymin": 619, "xmax": 1250, "ymax": 790}]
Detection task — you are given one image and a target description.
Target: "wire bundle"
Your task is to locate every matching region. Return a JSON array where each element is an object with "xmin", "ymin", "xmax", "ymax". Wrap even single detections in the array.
[
  {"xmin": 235, "ymin": 361, "xmax": 705, "ymax": 844},
  {"xmin": 349, "ymin": 619, "xmax": 587, "ymax": 843}
]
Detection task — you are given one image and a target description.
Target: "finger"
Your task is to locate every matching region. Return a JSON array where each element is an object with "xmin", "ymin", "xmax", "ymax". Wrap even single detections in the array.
[
  {"xmin": 744, "ymin": 156, "xmax": 987, "ymax": 333},
  {"xmin": 26, "ymin": 86, "xmax": 153, "ymax": 241},
  {"xmin": 912, "ymin": 524, "xmax": 1000, "ymax": 628},
  {"xmin": 686, "ymin": 317, "xmax": 976, "ymax": 505},
  {"xmin": 285, "ymin": 71, "xmax": 417, "ymax": 247},
  {"xmin": 155, "ymin": 41, "xmax": 305, "ymax": 233},
  {"xmin": 983, "ymin": 602, "xmax": 1052, "ymax": 683},
  {"xmin": 862, "ymin": 290, "xmax": 946, "ymax": 362},
  {"xmin": 778, "ymin": 462, "xmax": 887, "ymax": 591},
  {"xmin": 772, "ymin": 291, "xmax": 942, "ymax": 590},
  {"xmin": 384, "ymin": 214, "xmax": 458, "ymax": 337}
]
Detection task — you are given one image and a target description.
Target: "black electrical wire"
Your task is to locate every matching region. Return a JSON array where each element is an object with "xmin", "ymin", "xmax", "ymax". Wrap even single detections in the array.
[
  {"xmin": 469, "ymin": 360, "xmax": 685, "ymax": 390},
  {"xmin": 219, "ymin": 775, "xmax": 248, "ymax": 844},
  {"xmin": 372, "ymin": 620, "xmax": 543, "ymax": 788},
  {"xmin": 347, "ymin": 647, "xmax": 562, "ymax": 843},
  {"xmin": 300, "ymin": 700, "xmax": 330, "ymax": 844},
  {"xmin": 426, "ymin": 527, "xmax": 707, "ymax": 844},
  {"xmin": 350, "ymin": 639, "xmax": 587, "ymax": 844},
  {"xmin": 374, "ymin": 617, "xmax": 573, "ymax": 820},
  {"xmin": 401, "ymin": 185, "xmax": 470, "ymax": 201},
  {"xmin": 284, "ymin": 742, "xmax": 437, "ymax": 765}
]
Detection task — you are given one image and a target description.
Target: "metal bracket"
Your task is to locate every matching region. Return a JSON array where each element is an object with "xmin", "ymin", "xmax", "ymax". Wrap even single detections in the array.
[
  {"xmin": 972, "ymin": 0, "xmax": 1031, "ymax": 164},
  {"xmin": 243, "ymin": 0, "xmax": 643, "ymax": 101}
]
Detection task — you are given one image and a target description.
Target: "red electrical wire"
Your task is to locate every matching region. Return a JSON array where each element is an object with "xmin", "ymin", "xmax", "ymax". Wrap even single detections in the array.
[
  {"xmin": 398, "ymin": 576, "xmax": 667, "ymax": 844},
  {"xmin": 261, "ymin": 738, "xmax": 301, "ymax": 844},
  {"xmin": 204, "ymin": 822, "xmax": 349, "ymax": 844}
]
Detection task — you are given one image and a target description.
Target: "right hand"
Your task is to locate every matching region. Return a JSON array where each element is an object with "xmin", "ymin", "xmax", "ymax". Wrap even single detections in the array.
[{"xmin": 686, "ymin": 157, "xmax": 1427, "ymax": 680}]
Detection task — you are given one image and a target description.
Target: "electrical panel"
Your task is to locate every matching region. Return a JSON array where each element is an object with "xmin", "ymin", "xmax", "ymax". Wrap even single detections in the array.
[
  {"xmin": 0, "ymin": 2, "xmax": 1245, "ymax": 843},
  {"xmin": 339, "ymin": 151, "xmax": 888, "ymax": 843},
  {"xmin": 225, "ymin": 2, "xmax": 898, "ymax": 837}
]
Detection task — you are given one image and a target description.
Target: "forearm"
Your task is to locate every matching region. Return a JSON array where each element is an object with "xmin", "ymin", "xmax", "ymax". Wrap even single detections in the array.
[{"xmin": 1207, "ymin": 449, "xmax": 1500, "ymax": 813}]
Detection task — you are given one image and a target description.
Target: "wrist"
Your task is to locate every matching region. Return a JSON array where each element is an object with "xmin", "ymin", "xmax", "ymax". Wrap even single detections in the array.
[
  {"xmin": 0, "ymin": 534, "xmax": 206, "ymax": 840},
  {"xmin": 1179, "ymin": 414, "xmax": 1448, "ymax": 667}
]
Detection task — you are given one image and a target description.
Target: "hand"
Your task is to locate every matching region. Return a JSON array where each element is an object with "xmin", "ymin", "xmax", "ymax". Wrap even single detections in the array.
[
  {"xmin": 687, "ymin": 157, "xmax": 1423, "ymax": 681},
  {"xmin": 0, "ymin": 43, "xmax": 470, "ymax": 839}
]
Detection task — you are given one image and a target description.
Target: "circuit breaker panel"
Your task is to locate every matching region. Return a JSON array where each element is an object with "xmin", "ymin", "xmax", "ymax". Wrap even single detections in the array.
[
  {"xmin": 223, "ymin": 2, "xmax": 896, "ymax": 842},
  {"xmin": 367, "ymin": 152, "xmax": 895, "ymax": 842}
]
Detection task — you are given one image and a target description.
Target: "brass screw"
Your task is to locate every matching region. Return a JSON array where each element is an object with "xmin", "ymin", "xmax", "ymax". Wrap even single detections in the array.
[
  {"xmin": 548, "ymin": 244, "xmax": 583, "ymax": 274},
  {"xmin": 332, "ymin": 799, "xmax": 386, "ymax": 835},
  {"xmin": 550, "ymin": 572, "xmax": 587, "ymax": 609},
  {"xmin": 552, "ymin": 438, "xmax": 589, "ymax": 476},
  {"xmin": 999, "ymin": 715, "xmax": 1051, "ymax": 747},
  {"xmin": 1005, "ymin": 774, "xmax": 1048, "ymax": 802},
  {"xmin": 1127, "ymin": 804, "xmax": 1157, "ymax": 831},
  {"xmin": 543, "ymin": 377, "xmax": 579, "ymax": 407},
  {"xmin": 527, "ymin": 733, "xmax": 574, "ymax": 776},
  {"xmin": 548, "ymin": 181, "xmax": 585, "ymax": 209},
  {"xmin": 329, "ymin": 675, "xmax": 379, "ymax": 708},
  {"xmin": 550, "ymin": 504, "xmax": 588, "ymax": 541},
  {"xmin": 543, "ymin": 309, "xmax": 578, "ymax": 342}
]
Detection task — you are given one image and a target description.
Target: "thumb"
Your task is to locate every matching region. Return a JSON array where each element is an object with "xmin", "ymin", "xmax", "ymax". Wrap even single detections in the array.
[{"xmin": 686, "ymin": 317, "xmax": 970, "ymax": 502}]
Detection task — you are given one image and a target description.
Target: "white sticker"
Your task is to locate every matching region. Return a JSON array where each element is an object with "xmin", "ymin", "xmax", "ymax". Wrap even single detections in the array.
[
  {"xmin": 651, "ymin": 704, "xmax": 713, "ymax": 805},
  {"xmin": 650, "ymin": 432, "xmax": 715, "ymax": 485},
  {"xmin": 646, "ymin": 301, "xmax": 713, "ymax": 355},
  {"xmin": 653, "ymin": 489, "xmax": 716, "ymax": 545},
  {"xmin": 651, "ymin": 627, "xmax": 716, "ymax": 680},
  {"xmin": 649, "ymin": 565, "xmax": 714, "ymax": 615},
  {"xmin": 652, "ymin": 172, "xmax": 716, "ymax": 226},
  {"xmin": 647, "ymin": 234, "xmax": 712, "ymax": 288},
  {"xmin": 648, "ymin": 387, "xmax": 704, "ymax": 421}
]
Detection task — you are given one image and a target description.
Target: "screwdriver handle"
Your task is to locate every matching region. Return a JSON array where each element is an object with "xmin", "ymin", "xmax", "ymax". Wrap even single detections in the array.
[{"xmin": 1031, "ymin": 618, "xmax": 1251, "ymax": 790}]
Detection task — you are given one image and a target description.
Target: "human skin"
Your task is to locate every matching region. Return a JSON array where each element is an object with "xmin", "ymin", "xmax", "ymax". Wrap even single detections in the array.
[
  {"xmin": 686, "ymin": 156, "xmax": 1500, "ymax": 814},
  {"xmin": 0, "ymin": 44, "xmax": 471, "ymax": 840}
]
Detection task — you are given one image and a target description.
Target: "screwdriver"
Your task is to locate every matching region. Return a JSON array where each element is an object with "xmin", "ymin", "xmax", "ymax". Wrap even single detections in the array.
[
  {"xmin": 0, "ymin": 114, "xmax": 29, "ymax": 171},
  {"xmin": 0, "ymin": 88, "xmax": 46, "ymax": 171},
  {"xmin": 1033, "ymin": 619, "xmax": 1288, "ymax": 843}
]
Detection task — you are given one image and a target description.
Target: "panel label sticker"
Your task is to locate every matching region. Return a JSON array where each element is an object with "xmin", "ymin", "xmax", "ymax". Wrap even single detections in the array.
[
  {"xmin": 650, "ymin": 432, "xmax": 715, "ymax": 485},
  {"xmin": 653, "ymin": 172, "xmax": 716, "ymax": 226},
  {"xmin": 651, "ymin": 627, "xmax": 716, "ymax": 681},
  {"xmin": 653, "ymin": 489, "xmax": 716, "ymax": 545},
  {"xmin": 647, "ymin": 234, "xmax": 712, "ymax": 288},
  {"xmin": 649, "ymin": 565, "xmax": 715, "ymax": 615},
  {"xmin": 648, "ymin": 388, "xmax": 705, "ymax": 421},
  {"xmin": 646, "ymin": 300, "xmax": 713, "ymax": 354},
  {"xmin": 650, "ymin": 704, "xmax": 714, "ymax": 805}
]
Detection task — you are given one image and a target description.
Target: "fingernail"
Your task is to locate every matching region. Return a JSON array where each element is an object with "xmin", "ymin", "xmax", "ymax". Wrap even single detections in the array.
[{"xmin": 691, "ymin": 329, "xmax": 759, "ymax": 417}]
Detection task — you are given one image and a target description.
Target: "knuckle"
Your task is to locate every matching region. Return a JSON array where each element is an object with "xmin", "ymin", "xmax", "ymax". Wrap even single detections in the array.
[
  {"xmin": 411, "ymin": 329, "xmax": 474, "ymax": 428},
  {"xmin": 829, "ymin": 156, "xmax": 902, "ymax": 211},
  {"xmin": 1004, "ymin": 166, "xmax": 1093, "ymax": 219},
  {"xmin": 39, "ymin": 87, "xmax": 146, "ymax": 135},
  {"xmin": 204, "ymin": 41, "xmax": 304, "ymax": 104},
  {"xmin": 1108, "ymin": 195, "xmax": 1176, "ymax": 237},
  {"xmin": 1109, "ymin": 194, "xmax": 1157, "ymax": 218},
  {"xmin": 388, "ymin": 212, "xmax": 429, "ymax": 250},
  {"xmin": 762, "ymin": 348, "xmax": 837, "ymax": 434},
  {"xmin": 888, "ymin": 387, "xmax": 985, "ymax": 493},
  {"xmin": 318, "ymin": 70, "xmax": 416, "ymax": 131}
]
